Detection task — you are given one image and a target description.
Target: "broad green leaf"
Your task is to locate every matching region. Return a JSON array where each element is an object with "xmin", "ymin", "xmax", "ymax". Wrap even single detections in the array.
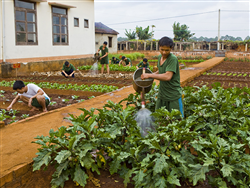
[
  {"xmin": 221, "ymin": 162, "xmax": 234, "ymax": 177},
  {"xmin": 124, "ymin": 169, "xmax": 133, "ymax": 187},
  {"xmin": 153, "ymin": 155, "xmax": 168, "ymax": 175},
  {"xmin": 53, "ymin": 161, "xmax": 69, "ymax": 178},
  {"xmin": 133, "ymin": 169, "xmax": 146, "ymax": 185},
  {"xmin": 189, "ymin": 164, "xmax": 209, "ymax": 185},
  {"xmin": 155, "ymin": 176, "xmax": 166, "ymax": 188},
  {"xmin": 51, "ymin": 170, "xmax": 69, "ymax": 188},
  {"xmin": 33, "ymin": 150, "xmax": 52, "ymax": 171},
  {"xmin": 73, "ymin": 165, "xmax": 88, "ymax": 187},
  {"xmin": 167, "ymin": 172, "xmax": 181, "ymax": 186},
  {"xmin": 203, "ymin": 157, "xmax": 215, "ymax": 166},
  {"xmin": 55, "ymin": 150, "xmax": 71, "ymax": 164},
  {"xmin": 80, "ymin": 153, "xmax": 95, "ymax": 169},
  {"xmin": 109, "ymin": 158, "xmax": 121, "ymax": 175}
]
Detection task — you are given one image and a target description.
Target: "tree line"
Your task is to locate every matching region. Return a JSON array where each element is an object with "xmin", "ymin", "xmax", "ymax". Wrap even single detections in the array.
[{"xmin": 118, "ymin": 22, "xmax": 249, "ymax": 42}]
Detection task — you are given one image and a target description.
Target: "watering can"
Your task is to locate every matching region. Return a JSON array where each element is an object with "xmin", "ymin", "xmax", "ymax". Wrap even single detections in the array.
[{"xmin": 133, "ymin": 68, "xmax": 154, "ymax": 94}]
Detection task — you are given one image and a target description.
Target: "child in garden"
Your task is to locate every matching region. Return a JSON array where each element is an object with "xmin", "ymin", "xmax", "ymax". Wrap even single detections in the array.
[
  {"xmin": 141, "ymin": 36, "xmax": 184, "ymax": 117},
  {"xmin": 119, "ymin": 56, "xmax": 132, "ymax": 67},
  {"xmin": 111, "ymin": 57, "xmax": 120, "ymax": 64},
  {"xmin": 7, "ymin": 80, "xmax": 50, "ymax": 112},
  {"xmin": 97, "ymin": 41, "xmax": 109, "ymax": 74},
  {"xmin": 61, "ymin": 61, "xmax": 76, "ymax": 78},
  {"xmin": 136, "ymin": 58, "xmax": 149, "ymax": 69}
]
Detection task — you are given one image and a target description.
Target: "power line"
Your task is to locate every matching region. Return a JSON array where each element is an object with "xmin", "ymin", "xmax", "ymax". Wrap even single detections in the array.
[{"xmin": 107, "ymin": 10, "xmax": 217, "ymax": 25}]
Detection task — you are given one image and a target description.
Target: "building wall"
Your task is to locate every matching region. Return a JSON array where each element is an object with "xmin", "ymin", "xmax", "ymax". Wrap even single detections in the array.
[
  {"xmin": 1, "ymin": 0, "xmax": 94, "ymax": 63},
  {"xmin": 225, "ymin": 51, "xmax": 250, "ymax": 59},
  {"xmin": 95, "ymin": 33, "xmax": 117, "ymax": 54},
  {"xmin": 0, "ymin": 0, "xmax": 3, "ymax": 63}
]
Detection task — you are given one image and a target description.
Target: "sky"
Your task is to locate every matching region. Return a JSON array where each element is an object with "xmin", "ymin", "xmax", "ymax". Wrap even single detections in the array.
[{"xmin": 94, "ymin": 0, "xmax": 250, "ymax": 40}]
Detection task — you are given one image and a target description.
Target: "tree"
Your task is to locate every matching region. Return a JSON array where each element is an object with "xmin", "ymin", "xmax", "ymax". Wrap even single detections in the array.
[
  {"xmin": 172, "ymin": 22, "xmax": 195, "ymax": 41},
  {"xmin": 135, "ymin": 26, "xmax": 153, "ymax": 40},
  {"xmin": 125, "ymin": 29, "xmax": 136, "ymax": 40}
]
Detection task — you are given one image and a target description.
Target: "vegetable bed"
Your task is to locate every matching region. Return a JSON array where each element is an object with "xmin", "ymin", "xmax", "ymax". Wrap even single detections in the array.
[
  {"xmin": 187, "ymin": 61, "xmax": 250, "ymax": 88},
  {"xmin": 29, "ymin": 83, "xmax": 250, "ymax": 188}
]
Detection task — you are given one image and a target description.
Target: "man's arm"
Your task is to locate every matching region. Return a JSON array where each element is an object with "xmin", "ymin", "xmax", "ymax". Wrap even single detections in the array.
[
  {"xmin": 100, "ymin": 52, "xmax": 108, "ymax": 60},
  {"xmin": 141, "ymin": 71, "xmax": 173, "ymax": 81},
  {"xmin": 119, "ymin": 60, "xmax": 123, "ymax": 66},
  {"xmin": 7, "ymin": 95, "xmax": 20, "ymax": 110}
]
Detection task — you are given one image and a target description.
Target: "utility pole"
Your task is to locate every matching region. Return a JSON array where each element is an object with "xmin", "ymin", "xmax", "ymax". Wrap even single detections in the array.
[
  {"xmin": 217, "ymin": 9, "xmax": 220, "ymax": 51},
  {"xmin": 2, "ymin": 0, "xmax": 6, "ymax": 63}
]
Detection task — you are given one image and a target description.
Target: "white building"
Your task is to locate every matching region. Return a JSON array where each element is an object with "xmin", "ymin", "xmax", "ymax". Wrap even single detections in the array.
[
  {"xmin": 0, "ymin": 0, "xmax": 95, "ymax": 63},
  {"xmin": 95, "ymin": 22, "xmax": 119, "ymax": 54}
]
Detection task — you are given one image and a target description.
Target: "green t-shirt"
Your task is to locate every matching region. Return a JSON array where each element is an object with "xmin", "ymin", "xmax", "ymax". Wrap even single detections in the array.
[
  {"xmin": 99, "ymin": 45, "xmax": 109, "ymax": 61},
  {"xmin": 157, "ymin": 53, "xmax": 182, "ymax": 101},
  {"xmin": 137, "ymin": 61, "xmax": 149, "ymax": 68},
  {"xmin": 62, "ymin": 63, "xmax": 76, "ymax": 72},
  {"xmin": 111, "ymin": 58, "xmax": 120, "ymax": 64},
  {"xmin": 124, "ymin": 58, "xmax": 132, "ymax": 66}
]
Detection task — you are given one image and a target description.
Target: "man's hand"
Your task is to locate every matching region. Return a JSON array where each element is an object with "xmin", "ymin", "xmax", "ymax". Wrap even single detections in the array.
[
  {"xmin": 28, "ymin": 98, "xmax": 33, "ymax": 107},
  {"xmin": 7, "ymin": 105, "xmax": 12, "ymax": 111},
  {"xmin": 141, "ymin": 73, "xmax": 150, "ymax": 80},
  {"xmin": 65, "ymin": 74, "xmax": 69, "ymax": 77},
  {"xmin": 99, "ymin": 56, "xmax": 103, "ymax": 60},
  {"xmin": 69, "ymin": 74, "xmax": 72, "ymax": 77}
]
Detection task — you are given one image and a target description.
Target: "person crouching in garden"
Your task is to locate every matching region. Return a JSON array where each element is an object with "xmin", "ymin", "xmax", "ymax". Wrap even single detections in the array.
[
  {"xmin": 62, "ymin": 61, "xmax": 76, "ymax": 78},
  {"xmin": 97, "ymin": 41, "xmax": 109, "ymax": 74},
  {"xmin": 111, "ymin": 57, "xmax": 120, "ymax": 64},
  {"xmin": 119, "ymin": 56, "xmax": 132, "ymax": 67},
  {"xmin": 136, "ymin": 58, "xmax": 149, "ymax": 69},
  {"xmin": 7, "ymin": 80, "xmax": 50, "ymax": 112}
]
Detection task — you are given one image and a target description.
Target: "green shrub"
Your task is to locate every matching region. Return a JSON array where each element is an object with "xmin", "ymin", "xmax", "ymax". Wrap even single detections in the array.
[{"xmin": 206, "ymin": 55, "xmax": 212, "ymax": 59}]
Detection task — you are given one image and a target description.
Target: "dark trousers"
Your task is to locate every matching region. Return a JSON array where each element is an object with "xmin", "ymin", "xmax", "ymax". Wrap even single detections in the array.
[{"xmin": 62, "ymin": 69, "xmax": 75, "ymax": 78}]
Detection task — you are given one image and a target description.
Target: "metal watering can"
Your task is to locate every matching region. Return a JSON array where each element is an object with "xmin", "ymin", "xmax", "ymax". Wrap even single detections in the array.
[
  {"xmin": 133, "ymin": 68, "xmax": 154, "ymax": 107},
  {"xmin": 133, "ymin": 68, "xmax": 154, "ymax": 94}
]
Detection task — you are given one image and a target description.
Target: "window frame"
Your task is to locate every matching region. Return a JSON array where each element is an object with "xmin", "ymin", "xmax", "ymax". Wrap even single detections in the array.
[
  {"xmin": 84, "ymin": 19, "xmax": 89, "ymax": 28},
  {"xmin": 14, "ymin": 0, "xmax": 38, "ymax": 45},
  {"xmin": 74, "ymin": 17, "xmax": 79, "ymax": 27},
  {"xmin": 108, "ymin": 36, "xmax": 112, "ymax": 48},
  {"xmin": 52, "ymin": 6, "xmax": 69, "ymax": 45}
]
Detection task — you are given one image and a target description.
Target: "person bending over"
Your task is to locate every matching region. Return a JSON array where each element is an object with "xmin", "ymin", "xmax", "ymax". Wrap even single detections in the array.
[
  {"xmin": 136, "ymin": 58, "xmax": 149, "ymax": 69},
  {"xmin": 7, "ymin": 80, "xmax": 50, "ymax": 112},
  {"xmin": 111, "ymin": 57, "xmax": 120, "ymax": 64},
  {"xmin": 62, "ymin": 61, "xmax": 76, "ymax": 78},
  {"xmin": 119, "ymin": 56, "xmax": 132, "ymax": 67}
]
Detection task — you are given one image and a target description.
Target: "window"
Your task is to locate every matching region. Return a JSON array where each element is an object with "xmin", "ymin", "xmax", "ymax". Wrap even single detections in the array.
[
  {"xmin": 52, "ymin": 7, "xmax": 68, "ymax": 45},
  {"xmin": 84, "ymin": 19, "xmax": 89, "ymax": 28},
  {"xmin": 14, "ymin": 0, "xmax": 37, "ymax": 45},
  {"xmin": 96, "ymin": 42, "xmax": 99, "ymax": 45},
  {"xmin": 74, "ymin": 18, "xmax": 79, "ymax": 27},
  {"xmin": 108, "ymin": 37, "xmax": 112, "ymax": 48}
]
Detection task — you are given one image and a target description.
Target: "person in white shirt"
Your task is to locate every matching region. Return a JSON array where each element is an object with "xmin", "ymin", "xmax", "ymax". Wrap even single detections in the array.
[{"xmin": 7, "ymin": 80, "xmax": 50, "ymax": 112}]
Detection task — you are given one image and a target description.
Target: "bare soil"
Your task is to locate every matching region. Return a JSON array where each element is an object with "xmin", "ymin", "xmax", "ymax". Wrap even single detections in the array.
[
  {"xmin": 0, "ymin": 90, "xmax": 90, "ymax": 125},
  {"xmin": 187, "ymin": 61, "xmax": 250, "ymax": 88},
  {"xmin": 0, "ymin": 76, "xmax": 133, "ymax": 88}
]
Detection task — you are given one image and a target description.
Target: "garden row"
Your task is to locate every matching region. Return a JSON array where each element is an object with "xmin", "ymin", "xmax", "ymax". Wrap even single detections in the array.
[
  {"xmin": 0, "ymin": 79, "xmax": 121, "ymax": 126},
  {"xmin": 31, "ymin": 83, "xmax": 250, "ymax": 188},
  {"xmin": 187, "ymin": 61, "xmax": 250, "ymax": 89}
]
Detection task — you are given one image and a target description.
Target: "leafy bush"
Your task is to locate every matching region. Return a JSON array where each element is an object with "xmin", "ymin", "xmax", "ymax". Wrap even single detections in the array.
[
  {"xmin": 108, "ymin": 52, "xmax": 145, "ymax": 61},
  {"xmin": 33, "ymin": 84, "xmax": 250, "ymax": 188}
]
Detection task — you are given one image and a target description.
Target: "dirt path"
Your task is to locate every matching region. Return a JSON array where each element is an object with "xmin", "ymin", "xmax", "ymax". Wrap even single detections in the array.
[{"xmin": 0, "ymin": 57, "xmax": 224, "ymax": 188}]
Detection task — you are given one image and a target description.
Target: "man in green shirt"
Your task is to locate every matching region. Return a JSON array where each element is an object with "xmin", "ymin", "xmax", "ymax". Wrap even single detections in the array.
[
  {"xmin": 97, "ymin": 41, "xmax": 109, "ymax": 74},
  {"xmin": 141, "ymin": 37, "xmax": 184, "ymax": 117},
  {"xmin": 119, "ymin": 56, "xmax": 132, "ymax": 67},
  {"xmin": 61, "ymin": 61, "xmax": 76, "ymax": 78},
  {"xmin": 136, "ymin": 58, "xmax": 149, "ymax": 69},
  {"xmin": 111, "ymin": 57, "xmax": 120, "ymax": 64}
]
